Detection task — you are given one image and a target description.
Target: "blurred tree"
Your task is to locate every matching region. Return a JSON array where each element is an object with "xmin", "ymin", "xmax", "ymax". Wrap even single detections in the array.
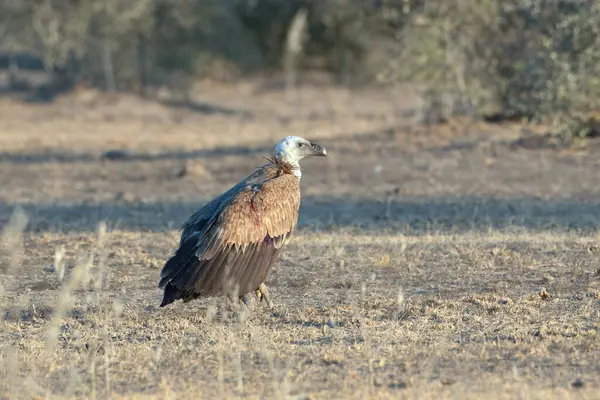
[{"xmin": 0, "ymin": 0, "xmax": 599, "ymax": 138}]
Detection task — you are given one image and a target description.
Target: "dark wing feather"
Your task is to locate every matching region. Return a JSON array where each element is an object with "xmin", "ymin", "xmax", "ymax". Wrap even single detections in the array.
[
  {"xmin": 158, "ymin": 236, "xmax": 197, "ymax": 289},
  {"xmin": 158, "ymin": 169, "xmax": 300, "ymax": 307}
]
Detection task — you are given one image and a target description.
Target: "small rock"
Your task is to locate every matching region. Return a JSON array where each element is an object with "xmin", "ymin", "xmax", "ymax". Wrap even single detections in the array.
[
  {"xmin": 114, "ymin": 191, "xmax": 136, "ymax": 202},
  {"xmin": 186, "ymin": 160, "xmax": 210, "ymax": 179},
  {"xmin": 388, "ymin": 382, "xmax": 407, "ymax": 390},
  {"xmin": 386, "ymin": 187, "xmax": 401, "ymax": 196},
  {"xmin": 572, "ymin": 378, "xmax": 585, "ymax": 389},
  {"xmin": 172, "ymin": 163, "xmax": 187, "ymax": 178},
  {"xmin": 499, "ymin": 297, "xmax": 512, "ymax": 305},
  {"xmin": 102, "ymin": 149, "xmax": 133, "ymax": 161},
  {"xmin": 43, "ymin": 265, "xmax": 56, "ymax": 273}
]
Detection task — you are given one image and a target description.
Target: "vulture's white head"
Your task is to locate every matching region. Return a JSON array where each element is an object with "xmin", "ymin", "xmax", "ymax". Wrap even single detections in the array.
[{"xmin": 274, "ymin": 136, "xmax": 327, "ymax": 178}]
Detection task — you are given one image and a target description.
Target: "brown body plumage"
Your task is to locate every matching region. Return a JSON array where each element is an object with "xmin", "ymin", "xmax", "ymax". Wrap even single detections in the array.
[{"xmin": 158, "ymin": 136, "xmax": 326, "ymax": 308}]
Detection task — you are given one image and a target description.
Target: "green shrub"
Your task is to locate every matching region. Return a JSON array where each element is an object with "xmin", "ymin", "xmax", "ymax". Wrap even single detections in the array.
[{"xmin": 380, "ymin": 0, "xmax": 600, "ymax": 128}]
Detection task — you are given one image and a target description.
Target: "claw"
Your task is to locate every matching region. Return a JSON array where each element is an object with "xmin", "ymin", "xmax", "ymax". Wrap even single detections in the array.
[{"xmin": 257, "ymin": 283, "xmax": 274, "ymax": 309}]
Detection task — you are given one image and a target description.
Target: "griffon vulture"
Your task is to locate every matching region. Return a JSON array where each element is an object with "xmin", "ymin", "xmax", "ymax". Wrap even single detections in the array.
[{"xmin": 158, "ymin": 136, "xmax": 327, "ymax": 308}]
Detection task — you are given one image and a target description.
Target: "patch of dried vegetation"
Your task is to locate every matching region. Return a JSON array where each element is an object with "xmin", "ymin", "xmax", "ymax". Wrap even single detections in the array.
[
  {"xmin": 1, "ymin": 222, "xmax": 599, "ymax": 398},
  {"xmin": 1, "ymin": 86, "xmax": 599, "ymax": 398}
]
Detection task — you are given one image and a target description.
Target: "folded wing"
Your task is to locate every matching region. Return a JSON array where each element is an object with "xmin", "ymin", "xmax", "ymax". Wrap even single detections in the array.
[{"xmin": 158, "ymin": 173, "xmax": 300, "ymax": 306}]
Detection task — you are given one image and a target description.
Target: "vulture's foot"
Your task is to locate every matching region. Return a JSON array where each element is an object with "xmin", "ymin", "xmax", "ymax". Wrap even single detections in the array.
[
  {"xmin": 256, "ymin": 283, "xmax": 274, "ymax": 309},
  {"xmin": 226, "ymin": 295, "xmax": 248, "ymax": 310}
]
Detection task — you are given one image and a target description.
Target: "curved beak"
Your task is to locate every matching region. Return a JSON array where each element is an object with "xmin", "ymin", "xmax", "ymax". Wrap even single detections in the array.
[{"xmin": 309, "ymin": 142, "xmax": 327, "ymax": 157}]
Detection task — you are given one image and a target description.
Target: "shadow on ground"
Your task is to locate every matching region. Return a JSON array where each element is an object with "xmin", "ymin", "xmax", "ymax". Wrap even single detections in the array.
[
  {"xmin": 0, "ymin": 145, "xmax": 272, "ymax": 165},
  {"xmin": 0, "ymin": 125, "xmax": 474, "ymax": 165},
  {"xmin": 1, "ymin": 196, "xmax": 599, "ymax": 234},
  {"xmin": 159, "ymin": 98, "xmax": 252, "ymax": 117}
]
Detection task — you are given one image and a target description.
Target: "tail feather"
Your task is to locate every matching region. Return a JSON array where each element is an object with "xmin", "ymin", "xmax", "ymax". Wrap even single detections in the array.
[
  {"xmin": 158, "ymin": 237, "xmax": 198, "ymax": 289},
  {"xmin": 158, "ymin": 254, "xmax": 183, "ymax": 289},
  {"xmin": 159, "ymin": 243, "xmax": 202, "ymax": 307},
  {"xmin": 160, "ymin": 283, "xmax": 183, "ymax": 307},
  {"xmin": 158, "ymin": 256, "xmax": 197, "ymax": 307}
]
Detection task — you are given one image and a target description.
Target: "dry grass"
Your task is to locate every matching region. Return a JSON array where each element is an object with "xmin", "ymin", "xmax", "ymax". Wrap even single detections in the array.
[{"xmin": 0, "ymin": 81, "xmax": 599, "ymax": 399}]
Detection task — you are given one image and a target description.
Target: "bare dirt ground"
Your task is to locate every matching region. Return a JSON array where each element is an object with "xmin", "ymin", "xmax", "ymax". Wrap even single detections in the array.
[{"xmin": 1, "ymin": 80, "xmax": 599, "ymax": 399}]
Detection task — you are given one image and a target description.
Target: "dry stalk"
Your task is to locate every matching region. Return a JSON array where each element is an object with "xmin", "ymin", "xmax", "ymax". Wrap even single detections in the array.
[{"xmin": 0, "ymin": 208, "xmax": 28, "ymax": 393}]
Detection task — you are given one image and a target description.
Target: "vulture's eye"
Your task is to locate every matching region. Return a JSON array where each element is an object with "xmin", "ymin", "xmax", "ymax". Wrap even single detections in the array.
[{"xmin": 297, "ymin": 142, "xmax": 304, "ymax": 148}]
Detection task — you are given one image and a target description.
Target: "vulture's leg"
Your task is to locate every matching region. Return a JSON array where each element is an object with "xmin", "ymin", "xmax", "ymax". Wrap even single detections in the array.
[
  {"xmin": 226, "ymin": 295, "xmax": 242, "ymax": 309},
  {"xmin": 256, "ymin": 283, "xmax": 274, "ymax": 309}
]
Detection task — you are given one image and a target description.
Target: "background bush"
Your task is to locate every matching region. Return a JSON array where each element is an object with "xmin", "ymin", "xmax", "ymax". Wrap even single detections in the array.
[{"xmin": 1, "ymin": 0, "xmax": 600, "ymax": 130}]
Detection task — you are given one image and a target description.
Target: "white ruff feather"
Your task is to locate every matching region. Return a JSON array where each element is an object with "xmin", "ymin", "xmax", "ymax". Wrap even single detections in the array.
[{"xmin": 275, "ymin": 136, "xmax": 303, "ymax": 179}]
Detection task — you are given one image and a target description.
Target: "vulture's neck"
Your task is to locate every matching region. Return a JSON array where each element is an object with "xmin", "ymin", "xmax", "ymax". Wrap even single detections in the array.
[
  {"xmin": 289, "ymin": 164, "xmax": 302, "ymax": 179},
  {"xmin": 273, "ymin": 156, "xmax": 301, "ymax": 179}
]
